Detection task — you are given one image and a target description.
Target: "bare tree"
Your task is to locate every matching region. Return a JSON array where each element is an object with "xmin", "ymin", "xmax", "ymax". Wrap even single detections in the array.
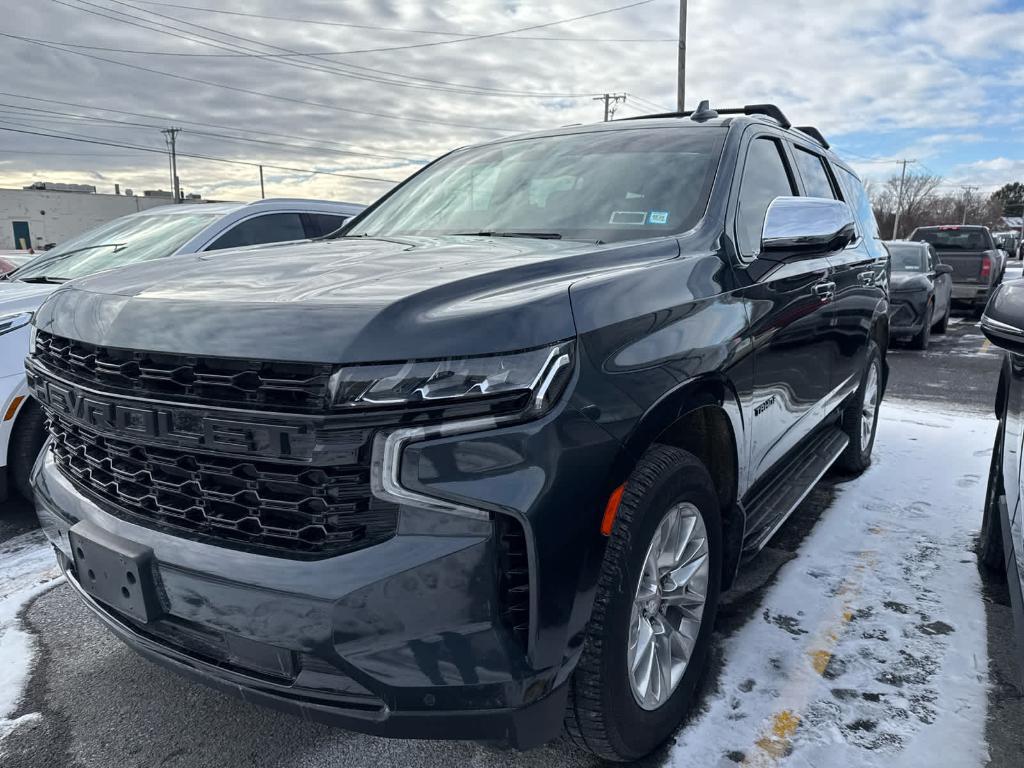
[{"xmin": 871, "ymin": 172, "xmax": 942, "ymax": 238}]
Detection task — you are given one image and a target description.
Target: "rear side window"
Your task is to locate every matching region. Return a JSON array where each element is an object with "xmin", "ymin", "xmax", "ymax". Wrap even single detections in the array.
[
  {"xmin": 206, "ymin": 212, "xmax": 306, "ymax": 251},
  {"xmin": 792, "ymin": 147, "xmax": 836, "ymax": 199},
  {"xmin": 736, "ymin": 137, "xmax": 796, "ymax": 257},
  {"xmin": 836, "ymin": 167, "xmax": 878, "ymax": 241},
  {"xmin": 304, "ymin": 213, "xmax": 349, "ymax": 238}
]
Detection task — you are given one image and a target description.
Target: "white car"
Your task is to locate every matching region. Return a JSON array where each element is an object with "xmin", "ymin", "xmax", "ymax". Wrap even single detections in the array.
[{"xmin": 0, "ymin": 197, "xmax": 364, "ymax": 504}]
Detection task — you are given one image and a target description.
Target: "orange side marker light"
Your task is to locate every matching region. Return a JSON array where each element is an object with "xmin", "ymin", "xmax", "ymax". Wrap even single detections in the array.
[
  {"xmin": 3, "ymin": 395, "xmax": 24, "ymax": 422},
  {"xmin": 601, "ymin": 484, "xmax": 626, "ymax": 536}
]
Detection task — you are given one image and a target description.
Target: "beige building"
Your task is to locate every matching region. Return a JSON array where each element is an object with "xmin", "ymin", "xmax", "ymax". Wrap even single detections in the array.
[{"xmin": 0, "ymin": 183, "xmax": 176, "ymax": 250}]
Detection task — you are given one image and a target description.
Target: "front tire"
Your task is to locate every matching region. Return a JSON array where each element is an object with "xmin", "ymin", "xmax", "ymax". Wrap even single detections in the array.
[
  {"xmin": 933, "ymin": 301, "xmax": 950, "ymax": 334},
  {"xmin": 9, "ymin": 399, "xmax": 47, "ymax": 503},
  {"xmin": 565, "ymin": 445, "xmax": 721, "ymax": 762},
  {"xmin": 980, "ymin": 424, "xmax": 1006, "ymax": 573},
  {"xmin": 910, "ymin": 302, "xmax": 933, "ymax": 350}
]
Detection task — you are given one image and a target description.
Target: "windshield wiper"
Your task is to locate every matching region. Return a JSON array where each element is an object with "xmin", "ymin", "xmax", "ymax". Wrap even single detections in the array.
[
  {"xmin": 12, "ymin": 242, "xmax": 126, "ymax": 280},
  {"xmin": 451, "ymin": 231, "xmax": 563, "ymax": 240},
  {"xmin": 17, "ymin": 276, "xmax": 68, "ymax": 284}
]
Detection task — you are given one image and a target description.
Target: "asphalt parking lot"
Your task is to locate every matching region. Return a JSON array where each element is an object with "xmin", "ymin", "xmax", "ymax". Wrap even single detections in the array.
[{"xmin": 1, "ymin": 291, "xmax": 1023, "ymax": 767}]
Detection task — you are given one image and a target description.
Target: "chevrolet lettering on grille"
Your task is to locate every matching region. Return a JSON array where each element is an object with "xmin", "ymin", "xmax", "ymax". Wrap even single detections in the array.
[{"xmin": 32, "ymin": 376, "xmax": 304, "ymax": 458}]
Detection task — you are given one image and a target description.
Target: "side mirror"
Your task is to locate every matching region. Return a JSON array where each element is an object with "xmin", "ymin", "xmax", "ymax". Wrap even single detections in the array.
[
  {"xmin": 936, "ymin": 264, "xmax": 954, "ymax": 276},
  {"xmin": 760, "ymin": 197, "xmax": 857, "ymax": 261},
  {"xmin": 982, "ymin": 281, "xmax": 1024, "ymax": 354}
]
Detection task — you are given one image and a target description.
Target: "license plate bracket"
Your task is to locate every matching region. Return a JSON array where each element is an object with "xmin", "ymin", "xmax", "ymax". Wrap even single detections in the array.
[{"xmin": 69, "ymin": 521, "xmax": 163, "ymax": 623}]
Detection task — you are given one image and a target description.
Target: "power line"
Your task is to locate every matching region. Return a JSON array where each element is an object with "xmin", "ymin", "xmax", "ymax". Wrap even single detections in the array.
[
  {"xmin": 56, "ymin": 0, "xmax": 651, "ymax": 61},
  {"xmin": 0, "ymin": 91, "xmax": 426, "ymax": 161},
  {"xmin": 128, "ymin": 0, "xmax": 671, "ymax": 41},
  {"xmin": 0, "ymin": 102, "xmax": 428, "ymax": 165},
  {"xmin": 628, "ymin": 94, "xmax": 673, "ymax": 113},
  {"xmin": 0, "ymin": 31, "xmax": 514, "ymax": 134},
  {"xmin": 594, "ymin": 93, "xmax": 627, "ymax": 121},
  {"xmin": 0, "ymin": 124, "xmax": 403, "ymax": 185},
  {"xmin": 51, "ymin": 0, "xmax": 600, "ymax": 100}
]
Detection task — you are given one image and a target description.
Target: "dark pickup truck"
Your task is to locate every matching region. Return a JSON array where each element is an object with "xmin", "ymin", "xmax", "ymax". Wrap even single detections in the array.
[{"xmin": 909, "ymin": 225, "xmax": 1004, "ymax": 314}]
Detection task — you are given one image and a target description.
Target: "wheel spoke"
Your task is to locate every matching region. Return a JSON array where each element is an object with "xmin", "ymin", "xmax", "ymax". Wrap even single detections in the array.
[{"xmin": 626, "ymin": 501, "xmax": 712, "ymax": 711}]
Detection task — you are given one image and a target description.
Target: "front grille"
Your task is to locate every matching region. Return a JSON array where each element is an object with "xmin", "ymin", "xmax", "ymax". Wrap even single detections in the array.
[
  {"xmin": 496, "ymin": 515, "xmax": 531, "ymax": 651},
  {"xmin": 48, "ymin": 413, "xmax": 398, "ymax": 558},
  {"xmin": 34, "ymin": 331, "xmax": 333, "ymax": 412}
]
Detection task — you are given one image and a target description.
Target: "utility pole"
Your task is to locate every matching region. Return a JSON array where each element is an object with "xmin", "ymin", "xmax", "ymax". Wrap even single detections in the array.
[
  {"xmin": 959, "ymin": 185, "xmax": 979, "ymax": 225},
  {"xmin": 259, "ymin": 164, "xmax": 265, "ymax": 199},
  {"xmin": 593, "ymin": 93, "xmax": 627, "ymax": 121},
  {"xmin": 161, "ymin": 127, "xmax": 181, "ymax": 203},
  {"xmin": 891, "ymin": 158, "xmax": 914, "ymax": 239},
  {"xmin": 677, "ymin": 0, "xmax": 687, "ymax": 111}
]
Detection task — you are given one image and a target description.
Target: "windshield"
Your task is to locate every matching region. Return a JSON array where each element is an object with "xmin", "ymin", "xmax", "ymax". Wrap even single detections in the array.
[
  {"xmin": 914, "ymin": 227, "xmax": 992, "ymax": 251},
  {"xmin": 347, "ymin": 127, "xmax": 726, "ymax": 244},
  {"xmin": 888, "ymin": 244, "xmax": 927, "ymax": 272},
  {"xmin": 13, "ymin": 210, "xmax": 222, "ymax": 281}
]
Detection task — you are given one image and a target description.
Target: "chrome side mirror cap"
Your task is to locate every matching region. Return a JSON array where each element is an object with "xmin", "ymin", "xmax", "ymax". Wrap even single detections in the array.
[
  {"xmin": 982, "ymin": 280, "xmax": 1024, "ymax": 355},
  {"xmin": 760, "ymin": 197, "xmax": 857, "ymax": 261}
]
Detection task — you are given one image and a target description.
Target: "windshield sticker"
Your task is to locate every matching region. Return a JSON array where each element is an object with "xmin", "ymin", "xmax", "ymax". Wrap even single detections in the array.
[
  {"xmin": 610, "ymin": 211, "xmax": 647, "ymax": 225},
  {"xmin": 649, "ymin": 211, "xmax": 669, "ymax": 225}
]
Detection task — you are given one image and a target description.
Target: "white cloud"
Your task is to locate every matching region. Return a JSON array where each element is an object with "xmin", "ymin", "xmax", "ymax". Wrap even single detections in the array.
[{"xmin": 0, "ymin": 0, "xmax": 1021, "ymax": 201}]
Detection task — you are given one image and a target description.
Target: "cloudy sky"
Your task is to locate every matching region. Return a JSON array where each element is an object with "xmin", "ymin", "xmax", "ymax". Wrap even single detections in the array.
[{"xmin": 0, "ymin": 0, "xmax": 1022, "ymax": 204}]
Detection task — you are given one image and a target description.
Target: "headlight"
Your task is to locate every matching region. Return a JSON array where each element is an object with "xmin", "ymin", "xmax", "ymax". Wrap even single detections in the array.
[
  {"xmin": 0, "ymin": 312, "xmax": 32, "ymax": 337},
  {"xmin": 329, "ymin": 342, "xmax": 574, "ymax": 415}
]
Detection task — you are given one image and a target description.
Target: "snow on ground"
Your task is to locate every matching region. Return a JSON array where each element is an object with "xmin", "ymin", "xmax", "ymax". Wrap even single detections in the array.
[
  {"xmin": 668, "ymin": 400, "xmax": 994, "ymax": 768},
  {"xmin": 0, "ymin": 529, "xmax": 62, "ymax": 746}
]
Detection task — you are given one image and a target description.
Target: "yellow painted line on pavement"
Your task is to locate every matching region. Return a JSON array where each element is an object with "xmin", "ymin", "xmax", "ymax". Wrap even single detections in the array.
[
  {"xmin": 740, "ymin": 528, "xmax": 884, "ymax": 765},
  {"xmin": 981, "ymin": 339, "xmax": 991, "ymax": 354}
]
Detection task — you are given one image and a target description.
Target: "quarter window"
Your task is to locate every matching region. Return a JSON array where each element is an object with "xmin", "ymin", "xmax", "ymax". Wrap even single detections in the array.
[
  {"xmin": 736, "ymin": 137, "xmax": 796, "ymax": 257},
  {"xmin": 836, "ymin": 167, "xmax": 879, "ymax": 241},
  {"xmin": 207, "ymin": 213, "xmax": 306, "ymax": 251},
  {"xmin": 792, "ymin": 147, "xmax": 836, "ymax": 200}
]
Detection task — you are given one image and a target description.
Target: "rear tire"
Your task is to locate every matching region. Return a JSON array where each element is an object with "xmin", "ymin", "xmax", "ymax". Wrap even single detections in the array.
[
  {"xmin": 564, "ymin": 445, "xmax": 721, "ymax": 762},
  {"xmin": 910, "ymin": 302, "xmax": 932, "ymax": 350},
  {"xmin": 9, "ymin": 399, "xmax": 47, "ymax": 503},
  {"xmin": 836, "ymin": 342, "xmax": 882, "ymax": 474},
  {"xmin": 981, "ymin": 424, "xmax": 1006, "ymax": 574}
]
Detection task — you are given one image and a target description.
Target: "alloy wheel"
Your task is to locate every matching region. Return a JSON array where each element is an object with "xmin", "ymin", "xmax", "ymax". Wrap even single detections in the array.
[
  {"xmin": 861, "ymin": 361, "xmax": 880, "ymax": 448},
  {"xmin": 627, "ymin": 502, "xmax": 710, "ymax": 711}
]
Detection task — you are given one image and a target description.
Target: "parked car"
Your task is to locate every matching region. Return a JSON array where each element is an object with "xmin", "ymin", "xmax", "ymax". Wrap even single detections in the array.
[
  {"xmin": 0, "ymin": 251, "xmax": 32, "ymax": 275},
  {"xmin": 909, "ymin": 225, "xmax": 1004, "ymax": 316},
  {"xmin": 994, "ymin": 231, "xmax": 1021, "ymax": 260},
  {"xmin": 27, "ymin": 103, "xmax": 888, "ymax": 762},
  {"xmin": 0, "ymin": 198, "xmax": 363, "ymax": 503},
  {"xmin": 885, "ymin": 240, "xmax": 954, "ymax": 349},
  {"xmin": 979, "ymin": 280, "xmax": 1024, "ymax": 672}
]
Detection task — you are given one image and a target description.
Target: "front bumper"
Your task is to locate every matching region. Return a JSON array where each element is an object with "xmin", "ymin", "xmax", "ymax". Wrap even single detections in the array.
[
  {"xmin": 888, "ymin": 293, "xmax": 928, "ymax": 336},
  {"xmin": 32, "ymin": 399, "xmax": 620, "ymax": 747}
]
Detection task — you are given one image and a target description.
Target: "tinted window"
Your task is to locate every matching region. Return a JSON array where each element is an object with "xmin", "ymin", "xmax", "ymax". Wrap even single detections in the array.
[
  {"xmin": 305, "ymin": 213, "xmax": 349, "ymax": 238},
  {"xmin": 913, "ymin": 227, "xmax": 993, "ymax": 250},
  {"xmin": 207, "ymin": 213, "xmax": 306, "ymax": 251},
  {"xmin": 347, "ymin": 127, "xmax": 727, "ymax": 245},
  {"xmin": 736, "ymin": 137, "xmax": 795, "ymax": 256},
  {"xmin": 836, "ymin": 167, "xmax": 878, "ymax": 240},
  {"xmin": 792, "ymin": 147, "xmax": 836, "ymax": 199}
]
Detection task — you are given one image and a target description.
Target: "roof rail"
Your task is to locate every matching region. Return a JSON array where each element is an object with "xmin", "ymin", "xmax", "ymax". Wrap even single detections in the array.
[
  {"xmin": 621, "ymin": 102, "xmax": 792, "ymax": 129},
  {"xmin": 795, "ymin": 126, "xmax": 830, "ymax": 149}
]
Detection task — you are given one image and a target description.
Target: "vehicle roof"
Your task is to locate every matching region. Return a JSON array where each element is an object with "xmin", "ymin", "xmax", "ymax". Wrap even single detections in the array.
[
  {"xmin": 473, "ymin": 112, "xmax": 858, "ymax": 177},
  {"xmin": 913, "ymin": 224, "xmax": 989, "ymax": 230},
  {"xmin": 130, "ymin": 198, "xmax": 364, "ymax": 218}
]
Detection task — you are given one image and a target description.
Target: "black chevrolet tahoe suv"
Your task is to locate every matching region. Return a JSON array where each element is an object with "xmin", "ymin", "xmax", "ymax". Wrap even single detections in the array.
[{"xmin": 28, "ymin": 103, "xmax": 889, "ymax": 762}]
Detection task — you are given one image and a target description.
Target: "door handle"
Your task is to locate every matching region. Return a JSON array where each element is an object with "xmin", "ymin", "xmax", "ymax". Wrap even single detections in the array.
[
  {"xmin": 814, "ymin": 282, "xmax": 836, "ymax": 299},
  {"xmin": 857, "ymin": 271, "xmax": 874, "ymax": 284}
]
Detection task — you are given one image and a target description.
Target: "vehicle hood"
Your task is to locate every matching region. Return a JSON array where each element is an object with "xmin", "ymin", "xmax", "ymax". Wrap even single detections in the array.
[
  {"xmin": 889, "ymin": 273, "xmax": 932, "ymax": 292},
  {"xmin": 0, "ymin": 280, "xmax": 62, "ymax": 315},
  {"xmin": 34, "ymin": 235, "xmax": 678, "ymax": 363}
]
